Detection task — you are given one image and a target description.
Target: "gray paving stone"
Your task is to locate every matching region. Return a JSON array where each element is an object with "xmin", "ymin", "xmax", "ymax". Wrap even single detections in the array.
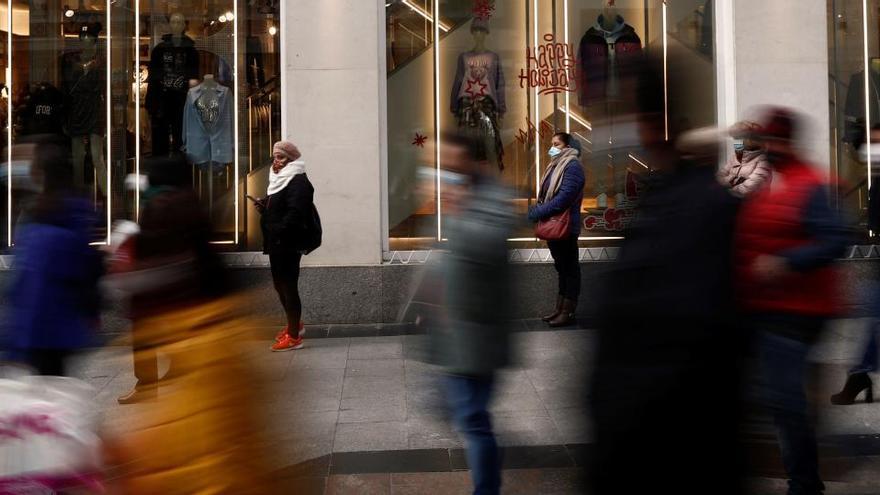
[
  {"xmin": 348, "ymin": 338, "xmax": 403, "ymax": 360},
  {"xmin": 548, "ymin": 408, "xmax": 592, "ymax": 444},
  {"xmin": 333, "ymin": 421, "xmax": 408, "ymax": 452},
  {"xmin": 492, "ymin": 410, "xmax": 564, "ymax": 447},
  {"xmin": 342, "ymin": 376, "xmax": 405, "ymax": 399},
  {"xmin": 405, "ymin": 417, "xmax": 462, "ymax": 450},
  {"xmin": 339, "ymin": 395, "xmax": 407, "ymax": 424},
  {"xmin": 345, "ymin": 359, "xmax": 405, "ymax": 378}
]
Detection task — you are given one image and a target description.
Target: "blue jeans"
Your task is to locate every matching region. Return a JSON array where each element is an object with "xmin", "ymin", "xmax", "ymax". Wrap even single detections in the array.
[
  {"xmin": 850, "ymin": 328, "xmax": 878, "ymax": 374},
  {"xmin": 757, "ymin": 323, "xmax": 825, "ymax": 495},
  {"xmin": 445, "ymin": 375, "xmax": 500, "ymax": 495}
]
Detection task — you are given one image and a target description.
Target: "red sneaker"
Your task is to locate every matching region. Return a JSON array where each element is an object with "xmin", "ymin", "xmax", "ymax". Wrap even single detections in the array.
[
  {"xmin": 274, "ymin": 325, "xmax": 290, "ymax": 343},
  {"xmin": 271, "ymin": 334, "xmax": 304, "ymax": 352},
  {"xmin": 275, "ymin": 321, "xmax": 305, "ymax": 342}
]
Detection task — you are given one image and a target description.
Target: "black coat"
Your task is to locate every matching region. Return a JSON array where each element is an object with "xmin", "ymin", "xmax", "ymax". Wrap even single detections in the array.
[{"xmin": 260, "ymin": 174, "xmax": 321, "ymax": 255}]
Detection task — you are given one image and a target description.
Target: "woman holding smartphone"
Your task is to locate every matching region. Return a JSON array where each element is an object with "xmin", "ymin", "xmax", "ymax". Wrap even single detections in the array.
[{"xmin": 256, "ymin": 141, "xmax": 321, "ymax": 352}]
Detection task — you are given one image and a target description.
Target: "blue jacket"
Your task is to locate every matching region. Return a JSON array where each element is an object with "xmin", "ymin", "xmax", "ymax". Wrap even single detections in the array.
[
  {"xmin": 5, "ymin": 197, "xmax": 103, "ymax": 354},
  {"xmin": 532, "ymin": 160, "xmax": 586, "ymax": 236},
  {"xmin": 182, "ymin": 83, "xmax": 234, "ymax": 165}
]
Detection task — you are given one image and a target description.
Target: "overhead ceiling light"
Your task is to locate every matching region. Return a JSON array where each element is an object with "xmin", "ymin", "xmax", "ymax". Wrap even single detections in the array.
[
  {"xmin": 268, "ymin": 25, "xmax": 278, "ymax": 36},
  {"xmin": 225, "ymin": 11, "xmax": 234, "ymax": 21},
  {"xmin": 64, "ymin": 8, "xmax": 75, "ymax": 18},
  {"xmin": 401, "ymin": 0, "xmax": 450, "ymax": 32},
  {"xmin": 219, "ymin": 14, "xmax": 227, "ymax": 22}
]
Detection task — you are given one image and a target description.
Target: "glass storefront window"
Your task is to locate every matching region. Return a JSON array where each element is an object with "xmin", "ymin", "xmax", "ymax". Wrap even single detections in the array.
[
  {"xmin": 829, "ymin": 0, "xmax": 877, "ymax": 239},
  {"xmin": 0, "ymin": 0, "xmax": 281, "ymax": 250},
  {"xmin": 385, "ymin": 0, "xmax": 716, "ymax": 250}
]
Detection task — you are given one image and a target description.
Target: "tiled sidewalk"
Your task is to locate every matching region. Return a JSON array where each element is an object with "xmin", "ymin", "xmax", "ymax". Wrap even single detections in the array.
[{"xmin": 69, "ymin": 322, "xmax": 880, "ymax": 494}]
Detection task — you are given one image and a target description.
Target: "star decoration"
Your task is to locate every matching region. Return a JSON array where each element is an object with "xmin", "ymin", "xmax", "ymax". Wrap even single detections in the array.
[
  {"xmin": 412, "ymin": 133, "xmax": 428, "ymax": 148},
  {"xmin": 464, "ymin": 77, "xmax": 488, "ymax": 98},
  {"xmin": 473, "ymin": 0, "xmax": 495, "ymax": 20}
]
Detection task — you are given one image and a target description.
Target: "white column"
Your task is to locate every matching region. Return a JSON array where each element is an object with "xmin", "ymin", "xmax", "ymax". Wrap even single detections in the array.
[
  {"xmin": 732, "ymin": 0, "xmax": 830, "ymax": 166},
  {"xmin": 283, "ymin": 0, "xmax": 385, "ymax": 265}
]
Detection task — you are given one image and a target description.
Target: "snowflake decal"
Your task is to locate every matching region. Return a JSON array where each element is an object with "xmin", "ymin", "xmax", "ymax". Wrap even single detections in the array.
[{"xmin": 412, "ymin": 133, "xmax": 428, "ymax": 148}]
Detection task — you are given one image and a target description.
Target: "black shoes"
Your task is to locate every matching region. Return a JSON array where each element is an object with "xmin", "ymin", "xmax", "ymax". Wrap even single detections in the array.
[
  {"xmin": 830, "ymin": 372, "xmax": 873, "ymax": 405},
  {"xmin": 548, "ymin": 298, "xmax": 577, "ymax": 328}
]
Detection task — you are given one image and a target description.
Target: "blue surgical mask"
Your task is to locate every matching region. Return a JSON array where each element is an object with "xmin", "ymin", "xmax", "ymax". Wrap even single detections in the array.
[
  {"xmin": 548, "ymin": 146, "xmax": 562, "ymax": 158},
  {"xmin": 733, "ymin": 139, "xmax": 745, "ymax": 152}
]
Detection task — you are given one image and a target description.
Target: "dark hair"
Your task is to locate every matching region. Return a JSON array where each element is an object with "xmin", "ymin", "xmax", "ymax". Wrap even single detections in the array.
[
  {"xmin": 442, "ymin": 132, "xmax": 481, "ymax": 160},
  {"xmin": 553, "ymin": 132, "xmax": 573, "ymax": 147}
]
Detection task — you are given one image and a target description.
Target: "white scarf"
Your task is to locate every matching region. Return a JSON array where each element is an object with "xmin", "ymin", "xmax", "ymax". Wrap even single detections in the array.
[{"xmin": 267, "ymin": 160, "xmax": 305, "ymax": 195}]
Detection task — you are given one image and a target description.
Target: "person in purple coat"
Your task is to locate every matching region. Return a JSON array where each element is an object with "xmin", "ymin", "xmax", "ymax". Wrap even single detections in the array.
[{"xmin": 4, "ymin": 141, "xmax": 103, "ymax": 375}]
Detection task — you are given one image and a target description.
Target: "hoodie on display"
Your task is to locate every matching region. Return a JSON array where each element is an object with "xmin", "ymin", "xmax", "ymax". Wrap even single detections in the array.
[{"xmin": 577, "ymin": 15, "xmax": 643, "ymax": 107}]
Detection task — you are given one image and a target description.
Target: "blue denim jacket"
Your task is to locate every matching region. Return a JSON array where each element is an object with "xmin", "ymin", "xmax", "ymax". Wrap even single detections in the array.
[{"xmin": 182, "ymin": 83, "xmax": 234, "ymax": 165}]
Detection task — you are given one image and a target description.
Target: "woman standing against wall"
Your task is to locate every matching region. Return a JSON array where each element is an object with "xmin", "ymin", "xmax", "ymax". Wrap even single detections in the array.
[{"xmin": 528, "ymin": 132, "xmax": 586, "ymax": 327}]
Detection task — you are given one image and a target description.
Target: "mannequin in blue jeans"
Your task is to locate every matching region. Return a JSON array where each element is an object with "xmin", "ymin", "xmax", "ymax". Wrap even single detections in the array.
[{"xmin": 830, "ymin": 279, "xmax": 878, "ymax": 405}]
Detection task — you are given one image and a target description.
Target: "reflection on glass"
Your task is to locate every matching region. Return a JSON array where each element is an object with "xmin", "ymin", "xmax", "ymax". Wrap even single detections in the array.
[
  {"xmin": 829, "ymin": 0, "xmax": 876, "ymax": 239},
  {"xmin": 386, "ymin": 0, "xmax": 716, "ymax": 248}
]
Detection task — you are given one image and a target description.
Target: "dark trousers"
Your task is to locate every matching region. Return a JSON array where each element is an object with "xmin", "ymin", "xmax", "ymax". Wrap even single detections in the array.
[
  {"xmin": 270, "ymin": 253, "xmax": 303, "ymax": 333},
  {"xmin": 26, "ymin": 349, "xmax": 74, "ymax": 376},
  {"xmin": 151, "ymin": 92, "xmax": 186, "ymax": 157},
  {"xmin": 445, "ymin": 374, "xmax": 500, "ymax": 495},
  {"xmin": 547, "ymin": 236, "xmax": 580, "ymax": 300},
  {"xmin": 754, "ymin": 315, "xmax": 826, "ymax": 495}
]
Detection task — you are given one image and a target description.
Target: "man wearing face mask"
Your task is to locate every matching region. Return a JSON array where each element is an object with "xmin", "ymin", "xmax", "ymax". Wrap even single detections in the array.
[
  {"xmin": 736, "ymin": 107, "xmax": 854, "ymax": 495},
  {"xmin": 717, "ymin": 121, "xmax": 772, "ymax": 197}
]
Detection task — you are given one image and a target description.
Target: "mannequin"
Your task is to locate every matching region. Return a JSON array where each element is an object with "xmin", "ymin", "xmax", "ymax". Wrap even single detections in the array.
[
  {"xmin": 450, "ymin": 18, "xmax": 506, "ymax": 170},
  {"xmin": 145, "ymin": 12, "xmax": 200, "ymax": 157},
  {"xmin": 600, "ymin": 0, "xmax": 618, "ymax": 31},
  {"xmin": 844, "ymin": 59, "xmax": 880, "ymax": 147},
  {"xmin": 62, "ymin": 23, "xmax": 107, "ymax": 196}
]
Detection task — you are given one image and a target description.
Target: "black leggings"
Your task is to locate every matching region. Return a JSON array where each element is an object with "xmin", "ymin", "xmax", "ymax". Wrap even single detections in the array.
[
  {"xmin": 547, "ymin": 236, "xmax": 581, "ymax": 300},
  {"xmin": 270, "ymin": 253, "xmax": 303, "ymax": 331}
]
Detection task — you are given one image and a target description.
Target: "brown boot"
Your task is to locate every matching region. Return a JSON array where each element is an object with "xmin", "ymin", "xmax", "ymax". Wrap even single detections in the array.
[
  {"xmin": 542, "ymin": 296, "xmax": 564, "ymax": 322},
  {"xmin": 548, "ymin": 298, "xmax": 577, "ymax": 328}
]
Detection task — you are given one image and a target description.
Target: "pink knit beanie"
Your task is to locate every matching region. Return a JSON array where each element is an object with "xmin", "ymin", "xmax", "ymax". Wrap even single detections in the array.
[{"xmin": 273, "ymin": 141, "xmax": 301, "ymax": 161}]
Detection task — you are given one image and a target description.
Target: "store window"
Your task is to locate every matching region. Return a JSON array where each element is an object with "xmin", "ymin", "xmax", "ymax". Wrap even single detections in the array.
[
  {"xmin": 385, "ymin": 0, "xmax": 716, "ymax": 250},
  {"xmin": 829, "ymin": 0, "xmax": 878, "ymax": 239},
  {"xmin": 0, "ymin": 0, "xmax": 281, "ymax": 250}
]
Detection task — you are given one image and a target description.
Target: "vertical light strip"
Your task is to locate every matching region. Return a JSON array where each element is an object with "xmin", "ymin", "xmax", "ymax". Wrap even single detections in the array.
[
  {"xmin": 105, "ymin": 0, "xmax": 112, "ymax": 243},
  {"xmin": 864, "ymin": 0, "xmax": 872, "ymax": 190},
  {"xmin": 434, "ymin": 0, "xmax": 441, "ymax": 241},
  {"xmin": 534, "ymin": 0, "xmax": 540, "ymax": 197},
  {"xmin": 234, "ymin": 0, "xmax": 240, "ymax": 245},
  {"xmin": 662, "ymin": 1, "xmax": 669, "ymax": 141},
  {"xmin": 135, "ymin": 0, "xmax": 141, "ymax": 219},
  {"xmin": 279, "ymin": 0, "xmax": 288, "ymax": 137},
  {"xmin": 6, "ymin": 1, "xmax": 11, "ymax": 247},
  {"xmin": 563, "ymin": 0, "xmax": 570, "ymax": 133}
]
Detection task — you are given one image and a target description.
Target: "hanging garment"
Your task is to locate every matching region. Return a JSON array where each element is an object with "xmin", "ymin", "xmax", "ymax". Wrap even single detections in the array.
[
  {"xmin": 844, "ymin": 70, "xmax": 880, "ymax": 147},
  {"xmin": 182, "ymin": 83, "xmax": 234, "ymax": 165},
  {"xmin": 145, "ymin": 34, "xmax": 200, "ymax": 116},
  {"xmin": 450, "ymin": 51, "xmax": 506, "ymax": 115},
  {"xmin": 454, "ymin": 96, "xmax": 504, "ymax": 171},
  {"xmin": 61, "ymin": 50, "xmax": 105, "ymax": 137},
  {"xmin": 21, "ymin": 83, "xmax": 65, "ymax": 136},
  {"xmin": 576, "ymin": 15, "xmax": 642, "ymax": 107}
]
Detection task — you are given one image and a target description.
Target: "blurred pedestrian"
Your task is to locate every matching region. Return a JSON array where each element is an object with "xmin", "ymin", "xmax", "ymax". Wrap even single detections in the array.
[
  {"xmin": 737, "ymin": 107, "xmax": 853, "ymax": 495},
  {"xmin": 528, "ymin": 132, "xmax": 586, "ymax": 327},
  {"xmin": 830, "ymin": 126, "xmax": 880, "ymax": 406},
  {"xmin": 718, "ymin": 120, "xmax": 772, "ymax": 197},
  {"xmin": 430, "ymin": 134, "xmax": 514, "ymax": 495},
  {"xmin": 5, "ymin": 140, "xmax": 103, "ymax": 376},
  {"xmin": 256, "ymin": 140, "xmax": 322, "ymax": 352},
  {"xmin": 114, "ymin": 155, "xmax": 228, "ymax": 404},
  {"xmin": 590, "ymin": 61, "xmax": 745, "ymax": 494}
]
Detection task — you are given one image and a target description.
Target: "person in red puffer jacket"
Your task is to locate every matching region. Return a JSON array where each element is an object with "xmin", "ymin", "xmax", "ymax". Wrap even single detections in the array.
[{"xmin": 736, "ymin": 107, "xmax": 854, "ymax": 495}]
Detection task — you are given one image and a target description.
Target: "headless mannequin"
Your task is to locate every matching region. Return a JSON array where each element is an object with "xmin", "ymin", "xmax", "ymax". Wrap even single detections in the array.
[
  {"xmin": 71, "ymin": 34, "xmax": 107, "ymax": 197},
  {"xmin": 601, "ymin": 1, "xmax": 619, "ymax": 30},
  {"xmin": 147, "ymin": 12, "xmax": 200, "ymax": 157}
]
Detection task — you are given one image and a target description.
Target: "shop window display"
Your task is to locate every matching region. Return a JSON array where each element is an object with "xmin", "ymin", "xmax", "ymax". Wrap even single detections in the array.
[
  {"xmin": 1, "ymin": 0, "xmax": 281, "ymax": 250},
  {"xmin": 829, "ymin": 0, "xmax": 880, "ymax": 238},
  {"xmin": 386, "ymin": 0, "xmax": 716, "ymax": 249}
]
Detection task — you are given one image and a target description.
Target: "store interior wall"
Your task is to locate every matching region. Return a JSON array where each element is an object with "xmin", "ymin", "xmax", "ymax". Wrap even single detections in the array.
[{"xmin": 282, "ymin": 0, "xmax": 384, "ymax": 265}]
